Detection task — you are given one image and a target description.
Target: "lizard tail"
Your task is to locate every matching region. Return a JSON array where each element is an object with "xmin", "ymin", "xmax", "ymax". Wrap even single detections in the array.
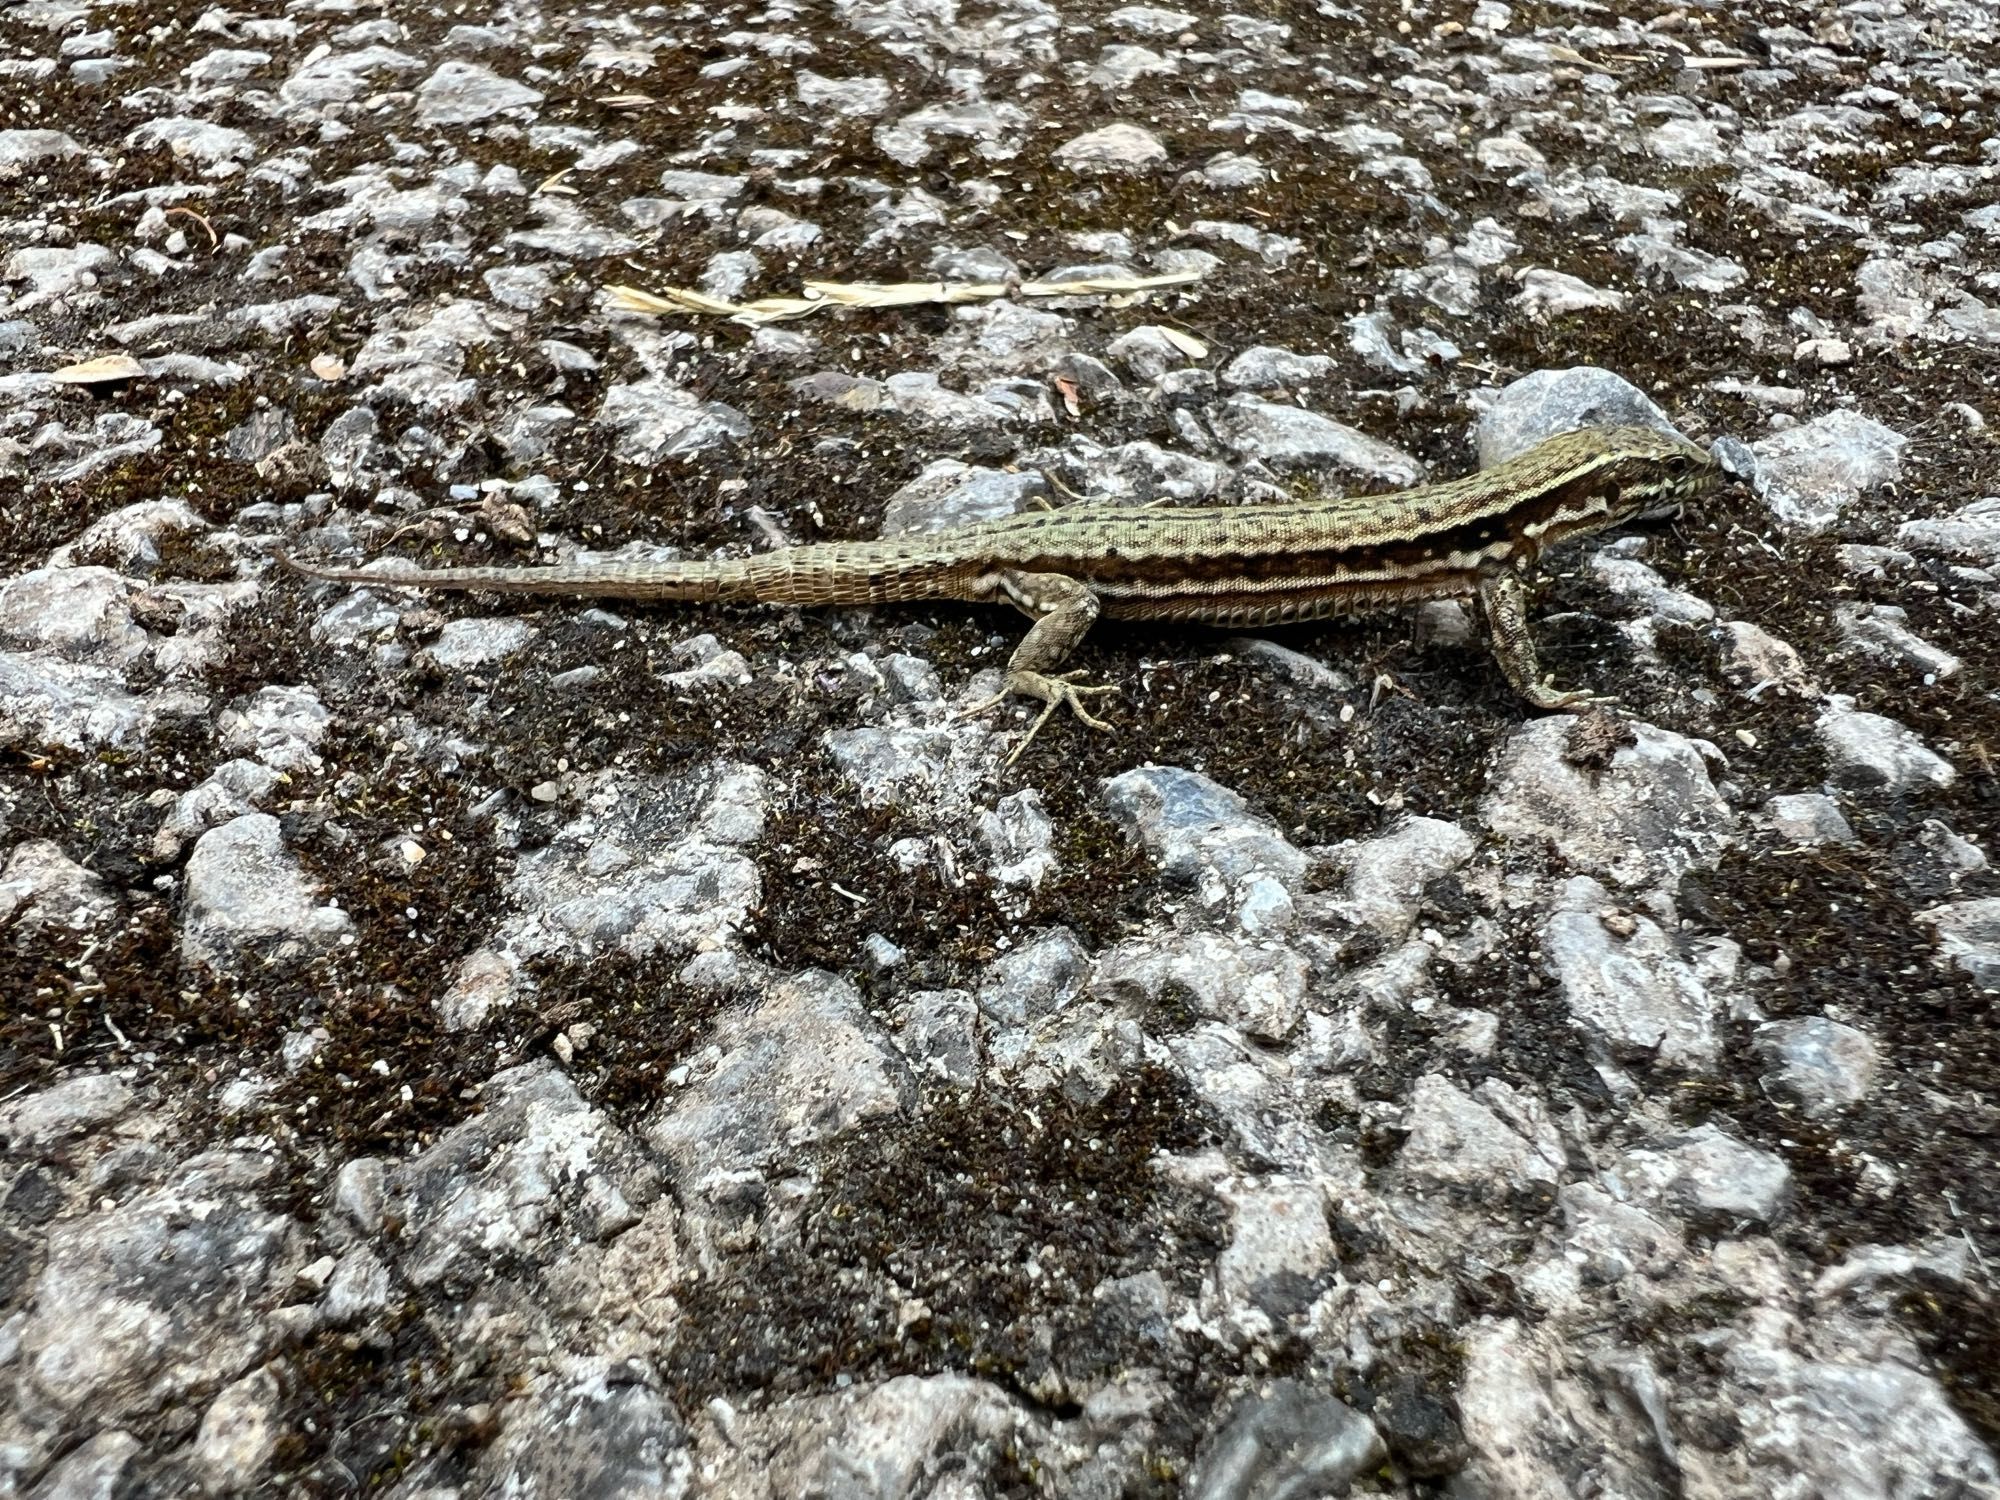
[
  {"xmin": 277, "ymin": 549, "xmax": 757, "ymax": 602},
  {"xmin": 277, "ymin": 541, "xmax": 968, "ymax": 607}
]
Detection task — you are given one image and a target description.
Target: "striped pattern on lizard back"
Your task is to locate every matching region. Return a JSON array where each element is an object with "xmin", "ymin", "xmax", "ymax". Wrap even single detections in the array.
[{"xmin": 280, "ymin": 424, "xmax": 1722, "ymax": 760}]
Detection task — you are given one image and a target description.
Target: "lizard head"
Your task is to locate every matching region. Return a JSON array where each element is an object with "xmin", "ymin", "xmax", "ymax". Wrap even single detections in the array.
[{"xmin": 1592, "ymin": 425, "xmax": 1724, "ymax": 523}]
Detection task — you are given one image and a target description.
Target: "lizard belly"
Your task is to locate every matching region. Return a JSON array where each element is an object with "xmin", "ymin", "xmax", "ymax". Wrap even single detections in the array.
[{"xmin": 1098, "ymin": 571, "xmax": 1479, "ymax": 627}]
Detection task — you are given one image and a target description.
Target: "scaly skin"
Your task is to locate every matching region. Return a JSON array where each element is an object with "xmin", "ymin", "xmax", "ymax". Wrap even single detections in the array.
[{"xmin": 283, "ymin": 425, "xmax": 1721, "ymax": 758}]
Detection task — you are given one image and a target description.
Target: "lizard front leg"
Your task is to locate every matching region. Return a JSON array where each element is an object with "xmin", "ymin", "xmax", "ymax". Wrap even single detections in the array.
[
  {"xmin": 959, "ymin": 570, "xmax": 1117, "ymax": 762},
  {"xmin": 1477, "ymin": 570, "xmax": 1617, "ymax": 712}
]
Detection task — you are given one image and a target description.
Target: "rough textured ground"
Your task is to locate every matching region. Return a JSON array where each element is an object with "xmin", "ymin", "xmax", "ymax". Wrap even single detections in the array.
[{"xmin": 2, "ymin": 0, "xmax": 1998, "ymax": 1494}]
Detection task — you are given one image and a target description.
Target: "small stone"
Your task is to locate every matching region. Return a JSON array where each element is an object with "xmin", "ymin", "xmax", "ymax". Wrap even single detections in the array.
[
  {"xmin": 1106, "ymin": 325, "xmax": 1197, "ymax": 381},
  {"xmin": 415, "ymin": 60, "xmax": 543, "ymax": 125},
  {"xmin": 1610, "ymin": 1124, "xmax": 1792, "ymax": 1230},
  {"xmin": 1187, "ymin": 1380, "xmax": 1385, "ymax": 1500},
  {"xmin": 1514, "ymin": 268, "xmax": 1627, "ymax": 320},
  {"xmin": 1835, "ymin": 602, "xmax": 1962, "ymax": 680},
  {"xmin": 424, "ymin": 617, "xmax": 538, "ymax": 670},
  {"xmin": 1752, "ymin": 409, "xmax": 1909, "ymax": 532},
  {"xmin": 796, "ymin": 71, "xmax": 892, "ymax": 117},
  {"xmin": 1220, "ymin": 345, "xmax": 1336, "ymax": 390},
  {"xmin": 1483, "ymin": 719, "xmax": 1736, "ymax": 888},
  {"xmin": 1400, "ymin": 1075, "xmax": 1565, "ymax": 1196},
  {"xmin": 1211, "ymin": 396, "xmax": 1424, "ymax": 484},
  {"xmin": 1917, "ymin": 898, "xmax": 2000, "ymax": 990},
  {"xmin": 0, "ymin": 128, "xmax": 83, "ymax": 170},
  {"xmin": 1100, "ymin": 766, "xmax": 1310, "ymax": 894},
  {"xmin": 901, "ymin": 989, "xmax": 979, "ymax": 1085},
  {"xmin": 0, "ymin": 839, "xmax": 117, "ymax": 932},
  {"xmin": 1107, "ymin": 5, "xmax": 1198, "ymax": 35},
  {"xmin": 125, "ymin": 116, "xmax": 256, "ymax": 165},
  {"xmin": 1757, "ymin": 1017, "xmax": 1879, "ymax": 1117},
  {"xmin": 1817, "ymin": 702, "xmax": 1955, "ymax": 793},
  {"xmin": 1542, "ymin": 878, "xmax": 1717, "ymax": 1068},
  {"xmin": 1053, "ymin": 122, "xmax": 1168, "ymax": 172},
  {"xmin": 1369, "ymin": 1375, "xmax": 1470, "ymax": 1478},
  {"xmin": 1763, "ymin": 793, "xmax": 1855, "ymax": 847},
  {"xmin": 1794, "ymin": 337, "xmax": 1854, "ymax": 368},
  {"xmin": 18, "ymin": 1431, "xmax": 141, "ymax": 1497},
  {"xmin": 181, "ymin": 814, "xmax": 354, "ymax": 968},
  {"xmin": 880, "ymin": 460, "xmax": 1042, "ymax": 536},
  {"xmin": 978, "ymin": 927, "xmax": 1090, "ymax": 1025},
  {"xmin": 597, "ymin": 379, "xmax": 750, "ymax": 462},
  {"xmin": 1899, "ymin": 497, "xmax": 2000, "ymax": 569},
  {"xmin": 193, "ymin": 1365, "xmax": 284, "ymax": 1487},
  {"xmin": 1475, "ymin": 368, "xmax": 1675, "ymax": 467},
  {"xmin": 1093, "ymin": 931, "xmax": 1307, "ymax": 1041},
  {"xmin": 1324, "ymin": 816, "xmax": 1475, "ymax": 940},
  {"xmin": 1718, "ymin": 620, "xmax": 1816, "ymax": 695},
  {"xmin": 0, "ymin": 1073, "xmax": 133, "ymax": 1151},
  {"xmin": 646, "ymin": 972, "xmax": 909, "ymax": 1184}
]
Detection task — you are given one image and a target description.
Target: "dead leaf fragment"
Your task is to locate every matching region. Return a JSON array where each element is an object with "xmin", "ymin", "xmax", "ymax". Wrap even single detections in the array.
[
  {"xmin": 478, "ymin": 495, "xmax": 536, "ymax": 546},
  {"xmin": 1156, "ymin": 326, "xmax": 1208, "ymax": 360},
  {"xmin": 50, "ymin": 354, "xmax": 146, "ymax": 384},
  {"xmin": 606, "ymin": 269, "xmax": 1205, "ymax": 328}
]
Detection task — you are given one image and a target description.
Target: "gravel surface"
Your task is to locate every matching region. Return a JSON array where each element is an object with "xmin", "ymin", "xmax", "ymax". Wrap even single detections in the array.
[{"xmin": 3, "ymin": 0, "xmax": 1998, "ymax": 1494}]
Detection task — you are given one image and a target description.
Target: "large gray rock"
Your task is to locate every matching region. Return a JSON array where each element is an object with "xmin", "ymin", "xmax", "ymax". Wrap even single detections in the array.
[
  {"xmin": 1399, "ymin": 1075, "xmax": 1565, "ymax": 1197},
  {"xmin": 879, "ymin": 460, "xmax": 1043, "ymax": 536},
  {"xmin": 1094, "ymin": 930, "xmax": 1307, "ymax": 1041},
  {"xmin": 1542, "ymin": 877, "xmax": 1719, "ymax": 1069},
  {"xmin": 1474, "ymin": 367, "xmax": 1676, "ymax": 466},
  {"xmin": 384, "ymin": 1062, "xmax": 662, "ymax": 1291},
  {"xmin": 180, "ymin": 813, "xmax": 354, "ymax": 968},
  {"xmin": 414, "ymin": 60, "xmax": 543, "ymax": 124},
  {"xmin": 1608, "ymin": 1124, "xmax": 1792, "ymax": 1230},
  {"xmin": 1817, "ymin": 702, "xmax": 1955, "ymax": 793},
  {"xmin": 1101, "ymin": 767, "xmax": 1308, "ymax": 892},
  {"xmin": 1211, "ymin": 396, "xmax": 1424, "ymax": 484},
  {"xmin": 0, "ymin": 129, "xmax": 83, "ymax": 168},
  {"xmin": 977, "ymin": 926, "xmax": 1091, "ymax": 1025},
  {"xmin": 645, "ymin": 971, "xmax": 910, "ymax": 1189},
  {"xmin": 1752, "ymin": 409, "xmax": 1909, "ymax": 531},
  {"xmin": 0, "ymin": 1073, "xmax": 133, "ymax": 1153},
  {"xmin": 1186, "ymin": 1379, "xmax": 1384, "ymax": 1500},
  {"xmin": 1482, "ymin": 719, "xmax": 1735, "ymax": 887},
  {"xmin": 1918, "ymin": 897, "xmax": 2000, "ymax": 990},
  {"xmin": 7, "ymin": 1152, "xmax": 301, "ymax": 1432},
  {"xmin": 1052, "ymin": 122, "xmax": 1168, "ymax": 172},
  {"xmin": 1899, "ymin": 496, "xmax": 2000, "ymax": 568},
  {"xmin": 597, "ymin": 379, "xmax": 751, "ymax": 462},
  {"xmin": 471, "ymin": 1363, "xmax": 689, "ymax": 1497},
  {"xmin": 1756, "ymin": 1017, "xmax": 1880, "ymax": 1117},
  {"xmin": 488, "ymin": 765, "xmax": 767, "ymax": 965},
  {"xmin": 0, "ymin": 839, "xmax": 116, "ymax": 933},
  {"xmin": 1321, "ymin": 815, "xmax": 1474, "ymax": 940}
]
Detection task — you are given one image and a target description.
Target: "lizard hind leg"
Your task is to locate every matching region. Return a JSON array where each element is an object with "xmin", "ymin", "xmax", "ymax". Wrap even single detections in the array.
[
  {"xmin": 955, "ymin": 570, "xmax": 1119, "ymax": 763},
  {"xmin": 1477, "ymin": 571, "xmax": 1619, "ymax": 711}
]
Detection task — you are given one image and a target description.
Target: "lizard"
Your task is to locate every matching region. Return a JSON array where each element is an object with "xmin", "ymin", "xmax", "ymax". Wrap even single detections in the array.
[{"xmin": 281, "ymin": 424, "xmax": 1721, "ymax": 760}]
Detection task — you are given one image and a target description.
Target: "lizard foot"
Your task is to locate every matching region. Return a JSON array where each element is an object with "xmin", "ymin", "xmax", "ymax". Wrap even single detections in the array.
[
  {"xmin": 1520, "ymin": 680, "xmax": 1620, "ymax": 713},
  {"xmin": 960, "ymin": 670, "xmax": 1117, "ymax": 764}
]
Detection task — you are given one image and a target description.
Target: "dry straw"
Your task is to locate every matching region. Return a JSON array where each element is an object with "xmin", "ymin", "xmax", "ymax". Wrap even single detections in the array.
[{"xmin": 605, "ymin": 270, "xmax": 1205, "ymax": 328}]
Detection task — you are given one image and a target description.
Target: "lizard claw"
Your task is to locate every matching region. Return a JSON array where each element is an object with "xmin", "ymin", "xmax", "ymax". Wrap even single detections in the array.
[
  {"xmin": 957, "ymin": 669, "xmax": 1119, "ymax": 763},
  {"xmin": 1521, "ymin": 680, "xmax": 1620, "ymax": 713}
]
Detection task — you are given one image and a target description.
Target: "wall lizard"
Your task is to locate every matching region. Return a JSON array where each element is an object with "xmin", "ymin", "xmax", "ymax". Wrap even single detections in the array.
[{"xmin": 283, "ymin": 424, "xmax": 1721, "ymax": 758}]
